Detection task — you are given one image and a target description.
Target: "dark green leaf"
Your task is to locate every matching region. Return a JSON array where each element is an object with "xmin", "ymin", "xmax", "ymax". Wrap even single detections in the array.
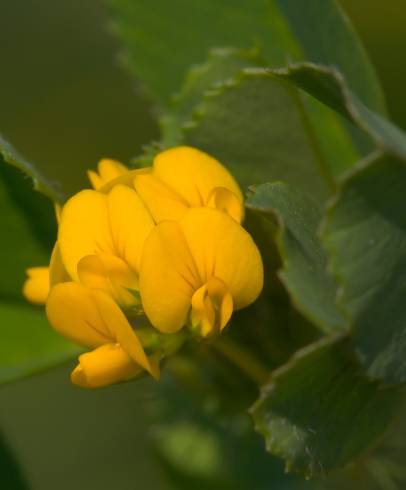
[
  {"xmin": 0, "ymin": 158, "xmax": 54, "ymax": 301},
  {"xmin": 0, "ymin": 301, "xmax": 80, "ymax": 384},
  {"xmin": 160, "ymin": 50, "xmax": 360, "ymax": 189},
  {"xmin": 159, "ymin": 48, "xmax": 262, "ymax": 148},
  {"xmin": 322, "ymin": 153, "xmax": 406, "ymax": 385},
  {"xmin": 269, "ymin": 63, "xmax": 406, "ymax": 161},
  {"xmin": 184, "ymin": 69, "xmax": 354, "ymax": 197},
  {"xmin": 247, "ymin": 182, "xmax": 345, "ymax": 334},
  {"xmin": 251, "ymin": 336, "xmax": 401, "ymax": 477},
  {"xmin": 0, "ymin": 133, "xmax": 63, "ymax": 202},
  {"xmin": 106, "ymin": 0, "xmax": 385, "ymax": 114},
  {"xmin": 274, "ymin": 0, "xmax": 386, "ymax": 114}
]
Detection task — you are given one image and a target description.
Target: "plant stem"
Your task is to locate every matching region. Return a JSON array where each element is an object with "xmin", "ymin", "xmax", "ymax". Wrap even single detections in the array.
[{"xmin": 212, "ymin": 336, "xmax": 270, "ymax": 386}]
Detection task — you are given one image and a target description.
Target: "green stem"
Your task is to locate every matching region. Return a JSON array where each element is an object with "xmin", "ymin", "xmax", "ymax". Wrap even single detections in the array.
[{"xmin": 212, "ymin": 336, "xmax": 270, "ymax": 386}]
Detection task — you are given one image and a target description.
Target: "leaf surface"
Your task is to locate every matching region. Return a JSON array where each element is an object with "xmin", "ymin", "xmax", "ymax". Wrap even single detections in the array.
[
  {"xmin": 251, "ymin": 336, "xmax": 401, "ymax": 476},
  {"xmin": 106, "ymin": 0, "xmax": 385, "ymax": 114},
  {"xmin": 247, "ymin": 182, "xmax": 345, "ymax": 333}
]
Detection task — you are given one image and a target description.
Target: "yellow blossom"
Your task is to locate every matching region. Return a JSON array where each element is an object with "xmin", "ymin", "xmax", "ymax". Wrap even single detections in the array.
[
  {"xmin": 133, "ymin": 146, "xmax": 244, "ymax": 223},
  {"xmin": 22, "ymin": 267, "xmax": 50, "ymax": 304},
  {"xmin": 57, "ymin": 184, "xmax": 154, "ymax": 306},
  {"xmin": 139, "ymin": 207, "xmax": 263, "ymax": 336},
  {"xmin": 46, "ymin": 281, "xmax": 159, "ymax": 387},
  {"xmin": 99, "ymin": 147, "xmax": 244, "ymax": 223},
  {"xmin": 22, "ymin": 161, "xmax": 127, "ymax": 306},
  {"xmin": 22, "ymin": 146, "xmax": 264, "ymax": 388}
]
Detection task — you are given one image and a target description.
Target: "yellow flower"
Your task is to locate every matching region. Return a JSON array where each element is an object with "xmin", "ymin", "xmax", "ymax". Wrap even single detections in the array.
[
  {"xmin": 46, "ymin": 281, "xmax": 159, "ymax": 387},
  {"xmin": 57, "ymin": 184, "xmax": 154, "ymax": 306},
  {"xmin": 87, "ymin": 158, "xmax": 129, "ymax": 190},
  {"xmin": 22, "ymin": 162, "xmax": 128, "ymax": 306},
  {"xmin": 139, "ymin": 207, "xmax": 263, "ymax": 337},
  {"xmin": 22, "ymin": 147, "xmax": 264, "ymax": 388},
  {"xmin": 22, "ymin": 267, "xmax": 50, "ymax": 304},
  {"xmin": 133, "ymin": 146, "xmax": 244, "ymax": 223}
]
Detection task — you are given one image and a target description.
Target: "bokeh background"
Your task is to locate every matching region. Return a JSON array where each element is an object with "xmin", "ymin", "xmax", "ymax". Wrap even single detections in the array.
[{"xmin": 0, "ymin": 1, "xmax": 404, "ymax": 488}]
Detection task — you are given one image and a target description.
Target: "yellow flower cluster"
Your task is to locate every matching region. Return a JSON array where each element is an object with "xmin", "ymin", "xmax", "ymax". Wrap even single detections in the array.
[{"xmin": 23, "ymin": 147, "xmax": 264, "ymax": 388}]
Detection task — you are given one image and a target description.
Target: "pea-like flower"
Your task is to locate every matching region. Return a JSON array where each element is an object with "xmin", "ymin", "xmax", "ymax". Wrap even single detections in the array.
[
  {"xmin": 133, "ymin": 146, "xmax": 244, "ymax": 223},
  {"xmin": 140, "ymin": 207, "xmax": 263, "ymax": 337},
  {"xmin": 46, "ymin": 282, "xmax": 159, "ymax": 387},
  {"xmin": 22, "ymin": 146, "xmax": 264, "ymax": 388},
  {"xmin": 57, "ymin": 184, "xmax": 154, "ymax": 306}
]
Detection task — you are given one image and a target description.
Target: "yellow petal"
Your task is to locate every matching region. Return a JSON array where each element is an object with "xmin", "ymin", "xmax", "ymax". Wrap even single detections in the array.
[
  {"xmin": 77, "ymin": 253, "xmax": 137, "ymax": 307},
  {"xmin": 49, "ymin": 242, "xmax": 71, "ymax": 288},
  {"xmin": 71, "ymin": 343, "xmax": 141, "ymax": 388},
  {"xmin": 180, "ymin": 208, "xmax": 263, "ymax": 309},
  {"xmin": 139, "ymin": 221, "xmax": 200, "ymax": 333},
  {"xmin": 88, "ymin": 158, "xmax": 129, "ymax": 190},
  {"xmin": 92, "ymin": 289, "xmax": 160, "ymax": 379},
  {"xmin": 46, "ymin": 282, "xmax": 112, "ymax": 348},
  {"xmin": 99, "ymin": 168, "xmax": 151, "ymax": 194},
  {"xmin": 190, "ymin": 277, "xmax": 233, "ymax": 336},
  {"xmin": 207, "ymin": 187, "xmax": 244, "ymax": 223},
  {"xmin": 133, "ymin": 172, "xmax": 188, "ymax": 222},
  {"xmin": 58, "ymin": 190, "xmax": 114, "ymax": 281},
  {"xmin": 22, "ymin": 267, "xmax": 50, "ymax": 305},
  {"xmin": 107, "ymin": 184, "xmax": 154, "ymax": 272},
  {"xmin": 153, "ymin": 146, "xmax": 243, "ymax": 208}
]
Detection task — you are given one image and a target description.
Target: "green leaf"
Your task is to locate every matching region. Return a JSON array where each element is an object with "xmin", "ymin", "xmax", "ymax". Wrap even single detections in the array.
[
  {"xmin": 106, "ymin": 0, "xmax": 385, "ymax": 114},
  {"xmin": 251, "ymin": 336, "xmax": 401, "ymax": 477},
  {"xmin": 322, "ymin": 153, "xmax": 406, "ymax": 385},
  {"xmin": 274, "ymin": 0, "xmax": 386, "ymax": 114},
  {"xmin": 246, "ymin": 182, "xmax": 344, "ymax": 334},
  {"xmin": 0, "ymin": 157, "xmax": 54, "ymax": 301},
  {"xmin": 159, "ymin": 48, "xmax": 262, "ymax": 147},
  {"xmin": 0, "ymin": 133, "xmax": 64, "ymax": 202},
  {"xmin": 0, "ymin": 301, "xmax": 80, "ymax": 384},
  {"xmin": 184, "ymin": 69, "xmax": 355, "ymax": 197},
  {"xmin": 269, "ymin": 63, "xmax": 406, "ymax": 161}
]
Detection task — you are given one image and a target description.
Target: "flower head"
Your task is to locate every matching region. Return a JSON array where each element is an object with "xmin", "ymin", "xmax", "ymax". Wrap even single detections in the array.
[
  {"xmin": 57, "ymin": 184, "xmax": 154, "ymax": 306},
  {"xmin": 22, "ymin": 146, "xmax": 264, "ymax": 388},
  {"xmin": 46, "ymin": 282, "xmax": 160, "ymax": 387},
  {"xmin": 139, "ymin": 207, "xmax": 263, "ymax": 336}
]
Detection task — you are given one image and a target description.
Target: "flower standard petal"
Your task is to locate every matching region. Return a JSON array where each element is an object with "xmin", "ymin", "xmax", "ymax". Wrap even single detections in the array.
[
  {"xmin": 180, "ymin": 208, "xmax": 264, "ymax": 310},
  {"xmin": 71, "ymin": 343, "xmax": 142, "ymax": 388},
  {"xmin": 139, "ymin": 221, "xmax": 200, "ymax": 333},
  {"xmin": 46, "ymin": 282, "xmax": 112, "ymax": 348},
  {"xmin": 22, "ymin": 267, "xmax": 50, "ymax": 305},
  {"xmin": 133, "ymin": 172, "xmax": 189, "ymax": 222},
  {"xmin": 153, "ymin": 146, "xmax": 243, "ymax": 209},
  {"xmin": 107, "ymin": 184, "xmax": 155, "ymax": 272},
  {"xmin": 58, "ymin": 190, "xmax": 114, "ymax": 281}
]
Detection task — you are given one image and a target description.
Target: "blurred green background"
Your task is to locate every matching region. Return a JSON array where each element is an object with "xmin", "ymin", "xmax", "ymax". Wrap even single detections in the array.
[{"xmin": 0, "ymin": 1, "xmax": 405, "ymax": 488}]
